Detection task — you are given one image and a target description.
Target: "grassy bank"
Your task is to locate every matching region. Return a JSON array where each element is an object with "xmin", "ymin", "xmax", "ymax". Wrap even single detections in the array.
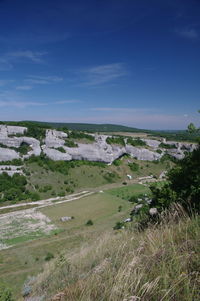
[{"xmin": 30, "ymin": 206, "xmax": 200, "ymax": 301}]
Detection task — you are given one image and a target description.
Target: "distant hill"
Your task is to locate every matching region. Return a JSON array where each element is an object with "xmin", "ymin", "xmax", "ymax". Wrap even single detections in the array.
[
  {"xmin": 45, "ymin": 122, "xmax": 150, "ymax": 133},
  {"xmin": 0, "ymin": 120, "xmax": 198, "ymax": 141}
]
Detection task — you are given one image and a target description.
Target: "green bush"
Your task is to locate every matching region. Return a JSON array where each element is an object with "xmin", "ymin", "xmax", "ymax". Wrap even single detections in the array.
[
  {"xmin": 56, "ymin": 147, "xmax": 66, "ymax": 153},
  {"xmin": 106, "ymin": 136, "xmax": 125, "ymax": 146},
  {"xmin": 0, "ymin": 284, "xmax": 14, "ymax": 301},
  {"xmin": 68, "ymin": 131, "xmax": 95, "ymax": 141},
  {"xmin": 64, "ymin": 140, "xmax": 78, "ymax": 147},
  {"xmin": 45, "ymin": 252, "xmax": 54, "ymax": 261},
  {"xmin": 86, "ymin": 219, "xmax": 93, "ymax": 226},
  {"xmin": 150, "ymin": 144, "xmax": 200, "ymax": 213},
  {"xmin": 128, "ymin": 162, "xmax": 139, "ymax": 172},
  {"xmin": 127, "ymin": 138, "xmax": 146, "ymax": 147}
]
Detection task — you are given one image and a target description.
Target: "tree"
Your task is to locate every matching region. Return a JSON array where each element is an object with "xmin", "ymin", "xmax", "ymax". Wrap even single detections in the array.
[{"xmin": 187, "ymin": 110, "xmax": 200, "ymax": 133}]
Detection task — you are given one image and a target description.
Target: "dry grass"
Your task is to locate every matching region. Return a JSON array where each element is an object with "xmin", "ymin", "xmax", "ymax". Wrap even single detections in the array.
[{"xmin": 30, "ymin": 206, "xmax": 200, "ymax": 301}]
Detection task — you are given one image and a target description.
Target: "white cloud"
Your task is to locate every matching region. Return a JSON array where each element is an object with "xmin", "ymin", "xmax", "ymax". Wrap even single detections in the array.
[
  {"xmin": 55, "ymin": 99, "xmax": 80, "ymax": 104},
  {"xmin": 7, "ymin": 50, "xmax": 47, "ymax": 63},
  {"xmin": 0, "ymin": 80, "xmax": 14, "ymax": 87},
  {"xmin": 16, "ymin": 85, "xmax": 33, "ymax": 90},
  {"xmin": 176, "ymin": 28, "xmax": 199, "ymax": 40},
  {"xmin": 77, "ymin": 63, "xmax": 128, "ymax": 86},
  {"xmin": 26, "ymin": 75, "xmax": 63, "ymax": 85},
  {"xmin": 0, "ymin": 58, "xmax": 12, "ymax": 71},
  {"xmin": 0, "ymin": 100, "xmax": 47, "ymax": 108},
  {"xmin": 90, "ymin": 107, "xmax": 154, "ymax": 112}
]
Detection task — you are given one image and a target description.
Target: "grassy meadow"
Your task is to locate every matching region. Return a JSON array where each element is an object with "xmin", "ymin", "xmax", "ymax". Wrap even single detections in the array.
[{"xmin": 0, "ymin": 184, "xmax": 146, "ymax": 299}]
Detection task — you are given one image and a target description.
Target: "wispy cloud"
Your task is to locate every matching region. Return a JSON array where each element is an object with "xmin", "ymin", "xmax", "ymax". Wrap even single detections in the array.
[
  {"xmin": 6, "ymin": 50, "xmax": 47, "ymax": 63},
  {"xmin": 0, "ymin": 100, "xmax": 47, "ymax": 108},
  {"xmin": 0, "ymin": 50, "xmax": 47, "ymax": 70},
  {"xmin": 175, "ymin": 28, "xmax": 199, "ymax": 40},
  {"xmin": 0, "ymin": 80, "xmax": 14, "ymax": 87},
  {"xmin": 0, "ymin": 58, "xmax": 12, "ymax": 71},
  {"xmin": 55, "ymin": 99, "xmax": 80, "ymax": 104},
  {"xmin": 77, "ymin": 63, "xmax": 128, "ymax": 86},
  {"xmin": 16, "ymin": 85, "xmax": 33, "ymax": 91},
  {"xmin": 90, "ymin": 107, "xmax": 156, "ymax": 113},
  {"xmin": 25, "ymin": 75, "xmax": 63, "ymax": 85}
]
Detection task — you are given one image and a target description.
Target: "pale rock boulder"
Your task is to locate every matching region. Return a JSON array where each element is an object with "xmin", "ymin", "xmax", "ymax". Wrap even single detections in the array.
[
  {"xmin": 44, "ymin": 129, "xmax": 68, "ymax": 148},
  {"xmin": 0, "ymin": 125, "xmax": 27, "ymax": 137},
  {"xmin": 42, "ymin": 145, "xmax": 72, "ymax": 161},
  {"xmin": 142, "ymin": 139, "xmax": 161, "ymax": 149},
  {"xmin": 21, "ymin": 137, "xmax": 41, "ymax": 158},
  {"xmin": 64, "ymin": 143, "xmax": 125, "ymax": 163},
  {"xmin": 125, "ymin": 145, "xmax": 161, "ymax": 161},
  {"xmin": 0, "ymin": 147, "xmax": 20, "ymax": 161}
]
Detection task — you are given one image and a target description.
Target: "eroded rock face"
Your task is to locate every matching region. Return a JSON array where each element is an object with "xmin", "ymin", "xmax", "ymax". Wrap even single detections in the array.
[
  {"xmin": 0, "ymin": 125, "xmax": 27, "ymax": 137},
  {"xmin": 0, "ymin": 125, "xmax": 41, "ymax": 160},
  {"xmin": 125, "ymin": 145, "xmax": 161, "ymax": 161},
  {"xmin": 44, "ymin": 129, "xmax": 67, "ymax": 148},
  {"xmin": 0, "ymin": 125, "xmax": 197, "ymax": 163},
  {"xmin": 0, "ymin": 147, "xmax": 20, "ymax": 161}
]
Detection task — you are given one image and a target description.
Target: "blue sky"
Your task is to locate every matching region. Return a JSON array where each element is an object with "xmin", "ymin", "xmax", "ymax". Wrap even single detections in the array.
[{"xmin": 0, "ymin": 0, "xmax": 199, "ymax": 129}]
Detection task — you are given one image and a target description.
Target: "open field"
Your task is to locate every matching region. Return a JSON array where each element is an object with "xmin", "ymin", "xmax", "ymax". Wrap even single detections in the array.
[
  {"xmin": 0, "ymin": 184, "xmax": 144, "ymax": 299},
  {"xmin": 21, "ymin": 157, "xmax": 170, "ymax": 201}
]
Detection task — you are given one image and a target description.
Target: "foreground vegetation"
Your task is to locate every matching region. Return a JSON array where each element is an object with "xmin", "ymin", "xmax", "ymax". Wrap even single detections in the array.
[{"xmin": 28, "ymin": 206, "xmax": 200, "ymax": 301}]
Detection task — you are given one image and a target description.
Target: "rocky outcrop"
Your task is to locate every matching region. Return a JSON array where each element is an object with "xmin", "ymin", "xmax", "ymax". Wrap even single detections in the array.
[
  {"xmin": 44, "ymin": 129, "xmax": 67, "ymax": 148},
  {"xmin": 0, "ymin": 147, "xmax": 20, "ymax": 161},
  {"xmin": 0, "ymin": 165, "xmax": 23, "ymax": 176},
  {"xmin": 0, "ymin": 125, "xmax": 26, "ymax": 137},
  {"xmin": 125, "ymin": 144, "xmax": 161, "ymax": 161},
  {"xmin": 0, "ymin": 125, "xmax": 197, "ymax": 163},
  {"xmin": 0, "ymin": 125, "xmax": 41, "ymax": 160}
]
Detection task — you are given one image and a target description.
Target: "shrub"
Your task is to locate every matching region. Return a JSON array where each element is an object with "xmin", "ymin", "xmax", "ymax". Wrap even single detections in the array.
[
  {"xmin": 128, "ymin": 162, "xmax": 139, "ymax": 172},
  {"xmin": 0, "ymin": 284, "xmax": 14, "ymax": 301},
  {"xmin": 113, "ymin": 221, "xmax": 124, "ymax": 230},
  {"xmin": 56, "ymin": 147, "xmax": 66, "ymax": 153},
  {"xmin": 106, "ymin": 136, "xmax": 125, "ymax": 146},
  {"xmin": 45, "ymin": 252, "xmax": 54, "ymax": 261},
  {"xmin": 86, "ymin": 219, "xmax": 93, "ymax": 226},
  {"xmin": 64, "ymin": 140, "xmax": 78, "ymax": 147},
  {"xmin": 127, "ymin": 138, "xmax": 146, "ymax": 147}
]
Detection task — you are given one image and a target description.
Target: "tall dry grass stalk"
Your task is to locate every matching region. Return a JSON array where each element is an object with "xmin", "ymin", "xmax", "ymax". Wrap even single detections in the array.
[{"xmin": 31, "ymin": 205, "xmax": 200, "ymax": 301}]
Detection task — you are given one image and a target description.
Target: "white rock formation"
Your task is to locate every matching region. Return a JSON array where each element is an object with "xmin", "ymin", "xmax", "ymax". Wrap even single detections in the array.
[
  {"xmin": 125, "ymin": 145, "xmax": 161, "ymax": 161},
  {"xmin": 0, "ymin": 147, "xmax": 20, "ymax": 161},
  {"xmin": 142, "ymin": 139, "xmax": 161, "ymax": 149},
  {"xmin": 0, "ymin": 125, "xmax": 27, "ymax": 137},
  {"xmin": 0, "ymin": 125, "xmax": 197, "ymax": 163},
  {"xmin": 44, "ymin": 129, "xmax": 67, "ymax": 148}
]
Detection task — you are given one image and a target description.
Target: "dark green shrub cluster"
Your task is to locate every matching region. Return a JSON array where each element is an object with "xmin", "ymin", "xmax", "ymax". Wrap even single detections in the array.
[
  {"xmin": 128, "ymin": 162, "xmax": 139, "ymax": 172},
  {"xmin": 64, "ymin": 140, "xmax": 78, "ymax": 147},
  {"xmin": 56, "ymin": 147, "xmax": 66, "ymax": 153},
  {"xmin": 0, "ymin": 283, "xmax": 14, "ymax": 301},
  {"xmin": 127, "ymin": 138, "xmax": 146, "ymax": 147},
  {"xmin": 26, "ymin": 155, "xmax": 106, "ymax": 175},
  {"xmin": 39, "ymin": 185, "xmax": 52, "ymax": 193},
  {"xmin": 0, "ymin": 159, "xmax": 23, "ymax": 166},
  {"xmin": 112, "ymin": 159, "xmax": 121, "ymax": 166},
  {"xmin": 18, "ymin": 142, "xmax": 31, "ymax": 155},
  {"xmin": 106, "ymin": 136, "xmax": 125, "ymax": 146},
  {"xmin": 113, "ymin": 221, "xmax": 124, "ymax": 230},
  {"xmin": 159, "ymin": 142, "xmax": 176, "ymax": 149},
  {"xmin": 45, "ymin": 252, "xmax": 54, "ymax": 261},
  {"xmin": 86, "ymin": 219, "xmax": 93, "ymax": 226},
  {"xmin": 0, "ymin": 173, "xmax": 39, "ymax": 203},
  {"xmin": 68, "ymin": 131, "xmax": 95, "ymax": 141},
  {"xmin": 150, "ymin": 144, "xmax": 200, "ymax": 213},
  {"xmin": 103, "ymin": 172, "xmax": 118, "ymax": 183}
]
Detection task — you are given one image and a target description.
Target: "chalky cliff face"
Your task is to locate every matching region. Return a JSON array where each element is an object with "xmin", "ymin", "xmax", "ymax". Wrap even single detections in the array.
[{"xmin": 0, "ymin": 125, "xmax": 196, "ymax": 163}]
